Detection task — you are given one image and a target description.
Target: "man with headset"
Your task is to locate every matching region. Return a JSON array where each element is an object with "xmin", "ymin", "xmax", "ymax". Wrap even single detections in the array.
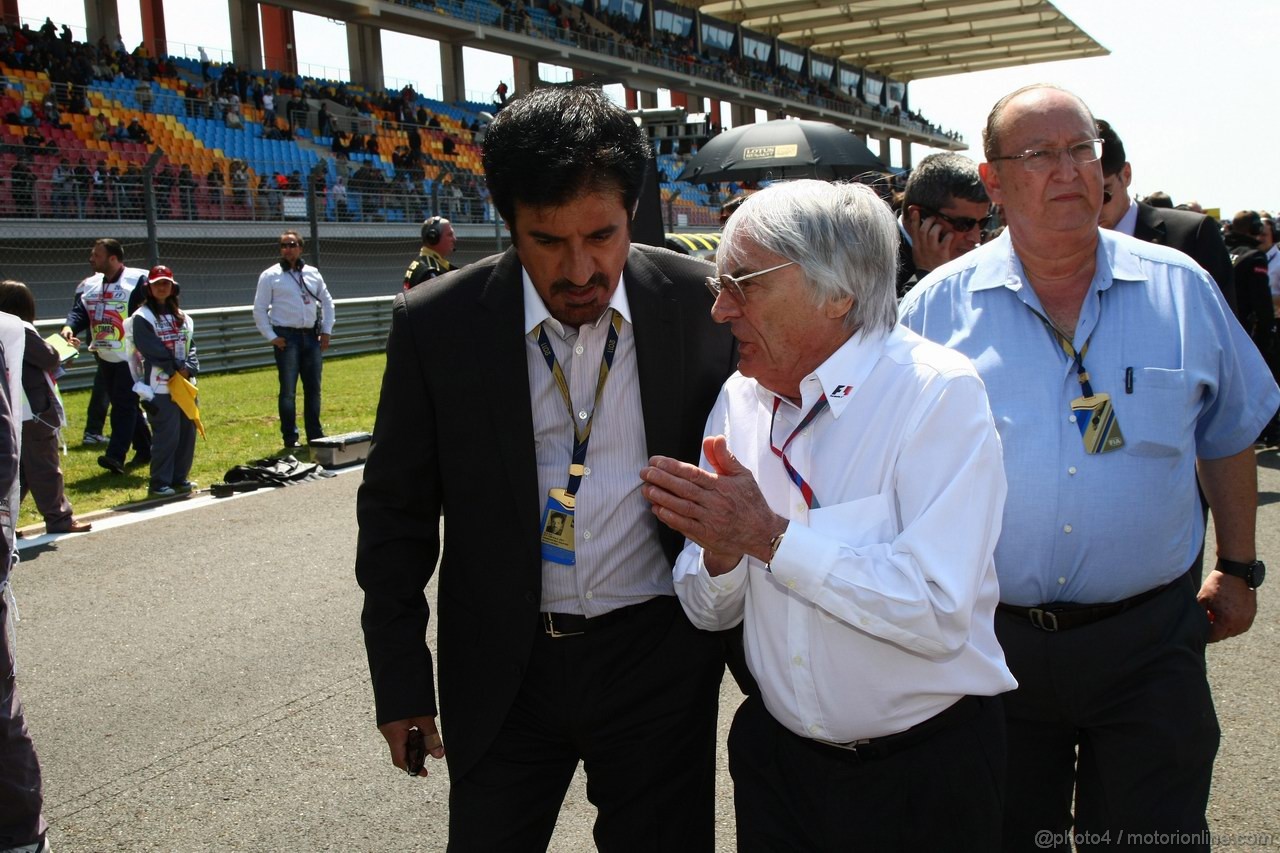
[
  {"xmin": 252, "ymin": 230, "xmax": 335, "ymax": 448},
  {"xmin": 402, "ymin": 216, "xmax": 458, "ymax": 289}
]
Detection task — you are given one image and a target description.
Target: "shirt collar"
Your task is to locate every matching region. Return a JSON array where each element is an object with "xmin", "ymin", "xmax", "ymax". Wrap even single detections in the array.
[
  {"xmin": 522, "ymin": 268, "xmax": 632, "ymax": 338},
  {"xmin": 753, "ymin": 326, "xmax": 891, "ymax": 420},
  {"xmin": 966, "ymin": 228, "xmax": 1147, "ymax": 296},
  {"xmin": 1114, "ymin": 196, "xmax": 1139, "ymax": 236}
]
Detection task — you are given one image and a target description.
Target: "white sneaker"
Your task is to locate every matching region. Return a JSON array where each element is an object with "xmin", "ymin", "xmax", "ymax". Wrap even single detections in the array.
[{"xmin": 82, "ymin": 432, "xmax": 108, "ymax": 445}]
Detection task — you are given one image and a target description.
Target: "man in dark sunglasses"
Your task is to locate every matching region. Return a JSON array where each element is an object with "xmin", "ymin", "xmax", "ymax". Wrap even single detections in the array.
[{"xmin": 897, "ymin": 152, "xmax": 991, "ymax": 295}]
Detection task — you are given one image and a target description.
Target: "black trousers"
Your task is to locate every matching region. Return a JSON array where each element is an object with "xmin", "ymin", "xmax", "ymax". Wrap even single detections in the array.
[
  {"xmin": 446, "ymin": 596, "xmax": 723, "ymax": 853},
  {"xmin": 997, "ymin": 573, "xmax": 1219, "ymax": 853},
  {"xmin": 729, "ymin": 692, "xmax": 1006, "ymax": 852},
  {"xmin": 101, "ymin": 358, "xmax": 151, "ymax": 465},
  {"xmin": 0, "ymin": 583, "xmax": 46, "ymax": 849}
]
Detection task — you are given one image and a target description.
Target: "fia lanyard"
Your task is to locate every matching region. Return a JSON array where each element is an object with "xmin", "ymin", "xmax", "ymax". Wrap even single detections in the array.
[
  {"xmin": 534, "ymin": 310, "xmax": 623, "ymax": 498},
  {"xmin": 288, "ymin": 268, "xmax": 319, "ymax": 305},
  {"xmin": 769, "ymin": 394, "xmax": 829, "ymax": 510},
  {"xmin": 1024, "ymin": 305, "xmax": 1096, "ymax": 395}
]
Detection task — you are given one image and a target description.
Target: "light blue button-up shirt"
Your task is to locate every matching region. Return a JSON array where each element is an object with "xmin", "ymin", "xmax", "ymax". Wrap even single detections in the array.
[{"xmin": 900, "ymin": 229, "xmax": 1279, "ymax": 606}]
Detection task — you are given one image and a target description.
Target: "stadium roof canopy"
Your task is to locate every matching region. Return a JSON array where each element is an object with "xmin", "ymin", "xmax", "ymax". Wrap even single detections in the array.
[{"xmin": 686, "ymin": 0, "xmax": 1108, "ymax": 82}]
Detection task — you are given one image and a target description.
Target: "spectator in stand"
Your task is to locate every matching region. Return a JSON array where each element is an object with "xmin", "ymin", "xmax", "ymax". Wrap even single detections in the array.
[
  {"xmin": 112, "ymin": 118, "xmax": 129, "ymax": 141},
  {"xmin": 10, "ymin": 160, "xmax": 35, "ymax": 217},
  {"xmin": 91, "ymin": 112, "xmax": 108, "ymax": 140},
  {"xmin": 329, "ymin": 176, "xmax": 350, "ymax": 222},
  {"xmin": 317, "ymin": 102, "xmax": 331, "ymax": 137},
  {"xmin": 0, "ymin": 280, "xmax": 91, "ymax": 535},
  {"xmin": 135, "ymin": 78, "xmax": 153, "ymax": 112},
  {"xmin": 263, "ymin": 87, "xmax": 276, "ymax": 127},
  {"xmin": 126, "ymin": 118, "xmax": 151, "ymax": 143},
  {"xmin": 90, "ymin": 161, "xmax": 108, "ymax": 214},
  {"xmin": 51, "ymin": 159, "xmax": 74, "ymax": 218},
  {"xmin": 178, "ymin": 165, "xmax": 197, "ymax": 220},
  {"xmin": 15, "ymin": 100, "xmax": 37, "ymax": 127}
]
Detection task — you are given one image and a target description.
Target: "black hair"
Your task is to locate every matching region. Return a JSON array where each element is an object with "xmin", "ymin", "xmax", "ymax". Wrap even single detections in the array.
[
  {"xmin": 94, "ymin": 237, "xmax": 125, "ymax": 262},
  {"xmin": 1144, "ymin": 191, "xmax": 1173, "ymax": 209},
  {"xmin": 144, "ymin": 278, "xmax": 184, "ymax": 322},
  {"xmin": 903, "ymin": 153, "xmax": 988, "ymax": 210},
  {"xmin": 0, "ymin": 279, "xmax": 37, "ymax": 323},
  {"xmin": 1095, "ymin": 119, "xmax": 1126, "ymax": 177},
  {"xmin": 481, "ymin": 86, "xmax": 650, "ymax": 227}
]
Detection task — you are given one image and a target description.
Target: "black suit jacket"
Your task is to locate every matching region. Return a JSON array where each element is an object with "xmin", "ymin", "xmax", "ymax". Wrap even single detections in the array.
[
  {"xmin": 1132, "ymin": 201, "xmax": 1236, "ymax": 315},
  {"xmin": 356, "ymin": 244, "xmax": 736, "ymax": 781}
]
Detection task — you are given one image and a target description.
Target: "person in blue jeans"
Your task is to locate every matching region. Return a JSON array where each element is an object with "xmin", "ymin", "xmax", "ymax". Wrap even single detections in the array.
[{"xmin": 251, "ymin": 231, "xmax": 335, "ymax": 448}]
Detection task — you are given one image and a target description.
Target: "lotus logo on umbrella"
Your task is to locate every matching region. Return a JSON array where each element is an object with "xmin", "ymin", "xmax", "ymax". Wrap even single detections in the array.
[{"xmin": 678, "ymin": 119, "xmax": 887, "ymax": 184}]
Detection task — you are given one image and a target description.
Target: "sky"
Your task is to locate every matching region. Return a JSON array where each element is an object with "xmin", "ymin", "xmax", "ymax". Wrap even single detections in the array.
[{"xmin": 26, "ymin": 0, "xmax": 1279, "ymax": 216}]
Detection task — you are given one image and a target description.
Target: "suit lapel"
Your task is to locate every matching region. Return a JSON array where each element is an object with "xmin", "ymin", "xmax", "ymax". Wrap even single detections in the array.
[
  {"xmin": 477, "ymin": 249, "xmax": 541, "ymax": 535},
  {"xmin": 625, "ymin": 249, "xmax": 684, "ymax": 459},
  {"xmin": 1134, "ymin": 203, "xmax": 1168, "ymax": 245}
]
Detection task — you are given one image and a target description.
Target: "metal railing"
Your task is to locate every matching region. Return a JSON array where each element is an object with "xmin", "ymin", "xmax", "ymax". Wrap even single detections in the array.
[{"xmin": 34, "ymin": 295, "xmax": 395, "ymax": 391}]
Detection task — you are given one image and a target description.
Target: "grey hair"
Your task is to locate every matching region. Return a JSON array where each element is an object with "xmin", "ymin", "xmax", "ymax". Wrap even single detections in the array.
[{"xmin": 718, "ymin": 179, "xmax": 899, "ymax": 335}]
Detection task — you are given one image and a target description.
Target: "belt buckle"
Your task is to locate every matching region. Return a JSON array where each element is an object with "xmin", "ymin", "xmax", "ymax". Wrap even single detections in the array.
[
  {"xmin": 1028, "ymin": 608, "xmax": 1059, "ymax": 632},
  {"xmin": 542, "ymin": 613, "xmax": 584, "ymax": 638}
]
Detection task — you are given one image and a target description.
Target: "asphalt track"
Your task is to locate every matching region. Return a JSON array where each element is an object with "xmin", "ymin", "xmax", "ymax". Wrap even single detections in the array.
[{"xmin": 9, "ymin": 449, "xmax": 1280, "ymax": 852}]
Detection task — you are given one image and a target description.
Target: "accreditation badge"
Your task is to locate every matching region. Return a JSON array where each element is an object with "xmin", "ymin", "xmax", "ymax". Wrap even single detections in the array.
[
  {"xmin": 540, "ymin": 488, "xmax": 576, "ymax": 565},
  {"xmin": 1072, "ymin": 391, "xmax": 1125, "ymax": 454}
]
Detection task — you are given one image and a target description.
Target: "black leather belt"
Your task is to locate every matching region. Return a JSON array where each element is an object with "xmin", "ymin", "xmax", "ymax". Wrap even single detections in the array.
[
  {"xmin": 998, "ymin": 574, "xmax": 1182, "ymax": 632},
  {"xmin": 804, "ymin": 694, "xmax": 984, "ymax": 762},
  {"xmin": 540, "ymin": 598, "xmax": 660, "ymax": 638}
]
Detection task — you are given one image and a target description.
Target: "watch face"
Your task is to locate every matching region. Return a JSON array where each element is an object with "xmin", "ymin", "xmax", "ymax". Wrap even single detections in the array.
[{"xmin": 1252, "ymin": 561, "xmax": 1266, "ymax": 588}]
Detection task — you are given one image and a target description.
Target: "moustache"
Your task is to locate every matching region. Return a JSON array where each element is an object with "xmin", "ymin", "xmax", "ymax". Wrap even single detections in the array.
[{"xmin": 549, "ymin": 274, "xmax": 610, "ymax": 295}]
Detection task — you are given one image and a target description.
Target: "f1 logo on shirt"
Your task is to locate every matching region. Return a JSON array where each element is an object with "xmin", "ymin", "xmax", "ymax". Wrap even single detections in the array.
[{"xmin": 830, "ymin": 385, "xmax": 854, "ymax": 398}]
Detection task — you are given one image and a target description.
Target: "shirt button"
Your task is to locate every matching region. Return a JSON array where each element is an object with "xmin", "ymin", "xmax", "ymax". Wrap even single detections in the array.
[
  {"xmin": 1058, "ymin": 577, "xmax": 1067, "ymax": 585},
  {"xmin": 792, "ymin": 655, "xmax": 803, "ymax": 666},
  {"xmin": 583, "ymin": 531, "xmax": 592, "ymax": 541},
  {"xmin": 574, "ymin": 345, "xmax": 584, "ymax": 355},
  {"xmin": 1068, "ymin": 414, "xmax": 1077, "ymax": 423},
  {"xmin": 583, "ymin": 466, "xmax": 591, "ymax": 476},
  {"xmin": 578, "ymin": 410, "xmax": 588, "ymax": 420},
  {"xmin": 795, "ymin": 503, "xmax": 806, "ymax": 514},
  {"xmin": 585, "ymin": 591, "xmax": 594, "ymax": 600},
  {"xmin": 808, "ymin": 724, "xmax": 820, "ymax": 735},
  {"xmin": 1068, "ymin": 466, "xmax": 1077, "ymax": 475},
  {"xmin": 1063, "ymin": 524, "xmax": 1073, "ymax": 534},
  {"xmin": 786, "ymin": 579, "xmax": 796, "ymax": 589}
]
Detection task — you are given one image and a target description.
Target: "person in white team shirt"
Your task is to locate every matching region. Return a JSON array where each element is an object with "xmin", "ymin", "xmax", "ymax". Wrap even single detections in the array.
[{"xmin": 60, "ymin": 238, "xmax": 152, "ymax": 475}]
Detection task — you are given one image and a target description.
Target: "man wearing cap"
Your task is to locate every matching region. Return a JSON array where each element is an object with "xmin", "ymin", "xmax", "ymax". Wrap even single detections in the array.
[
  {"xmin": 60, "ymin": 238, "xmax": 152, "ymax": 474},
  {"xmin": 252, "ymin": 231, "xmax": 335, "ymax": 448},
  {"xmin": 402, "ymin": 216, "xmax": 458, "ymax": 289}
]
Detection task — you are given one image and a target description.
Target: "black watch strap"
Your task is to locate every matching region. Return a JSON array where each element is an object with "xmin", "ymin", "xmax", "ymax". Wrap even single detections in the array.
[{"xmin": 1218, "ymin": 559, "xmax": 1265, "ymax": 589}]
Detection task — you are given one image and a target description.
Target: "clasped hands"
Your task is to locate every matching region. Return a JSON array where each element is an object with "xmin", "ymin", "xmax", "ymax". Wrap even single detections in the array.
[{"xmin": 641, "ymin": 435, "xmax": 787, "ymax": 576}]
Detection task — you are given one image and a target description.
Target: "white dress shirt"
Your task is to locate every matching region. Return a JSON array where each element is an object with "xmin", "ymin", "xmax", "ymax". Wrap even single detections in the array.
[
  {"xmin": 1113, "ymin": 196, "xmax": 1139, "ymax": 236},
  {"xmin": 674, "ymin": 325, "xmax": 1016, "ymax": 743},
  {"xmin": 253, "ymin": 263, "xmax": 336, "ymax": 340},
  {"xmin": 523, "ymin": 272, "xmax": 672, "ymax": 615}
]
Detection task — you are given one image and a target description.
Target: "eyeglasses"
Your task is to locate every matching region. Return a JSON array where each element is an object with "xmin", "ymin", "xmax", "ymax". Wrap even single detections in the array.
[
  {"xmin": 705, "ymin": 261, "xmax": 796, "ymax": 303},
  {"xmin": 279, "ymin": 241, "xmax": 300, "ymax": 248},
  {"xmin": 989, "ymin": 138, "xmax": 1103, "ymax": 172},
  {"xmin": 920, "ymin": 208, "xmax": 996, "ymax": 233}
]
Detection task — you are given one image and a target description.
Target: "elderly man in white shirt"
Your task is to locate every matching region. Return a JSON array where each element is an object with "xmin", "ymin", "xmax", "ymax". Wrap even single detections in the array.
[{"xmin": 640, "ymin": 180, "xmax": 1016, "ymax": 852}]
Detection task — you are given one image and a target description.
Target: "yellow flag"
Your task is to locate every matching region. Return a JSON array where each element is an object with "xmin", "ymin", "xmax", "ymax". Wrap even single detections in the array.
[{"xmin": 168, "ymin": 373, "xmax": 206, "ymax": 439}]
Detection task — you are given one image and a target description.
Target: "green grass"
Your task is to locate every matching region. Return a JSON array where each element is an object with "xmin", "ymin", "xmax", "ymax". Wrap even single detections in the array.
[{"xmin": 23, "ymin": 352, "xmax": 388, "ymax": 527}]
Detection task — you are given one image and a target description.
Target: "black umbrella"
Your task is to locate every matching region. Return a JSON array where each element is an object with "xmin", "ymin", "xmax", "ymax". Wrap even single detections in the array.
[{"xmin": 676, "ymin": 119, "xmax": 887, "ymax": 184}]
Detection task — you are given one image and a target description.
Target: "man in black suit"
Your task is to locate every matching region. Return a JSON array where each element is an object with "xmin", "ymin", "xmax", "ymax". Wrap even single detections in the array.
[
  {"xmin": 356, "ymin": 86, "xmax": 735, "ymax": 851},
  {"xmin": 895, "ymin": 152, "xmax": 991, "ymax": 296},
  {"xmin": 1096, "ymin": 119, "xmax": 1236, "ymax": 314}
]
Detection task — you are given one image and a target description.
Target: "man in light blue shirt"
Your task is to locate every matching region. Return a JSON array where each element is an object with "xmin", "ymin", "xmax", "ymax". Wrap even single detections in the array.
[{"xmin": 901, "ymin": 84, "xmax": 1278, "ymax": 853}]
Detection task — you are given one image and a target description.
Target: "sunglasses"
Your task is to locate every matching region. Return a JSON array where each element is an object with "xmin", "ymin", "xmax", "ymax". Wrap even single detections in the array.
[
  {"xmin": 920, "ymin": 208, "xmax": 996, "ymax": 233},
  {"xmin": 705, "ymin": 261, "xmax": 796, "ymax": 303},
  {"xmin": 280, "ymin": 241, "xmax": 300, "ymax": 248}
]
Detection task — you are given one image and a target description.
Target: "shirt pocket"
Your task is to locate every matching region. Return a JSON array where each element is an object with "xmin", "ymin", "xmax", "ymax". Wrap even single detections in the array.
[{"xmin": 1116, "ymin": 367, "xmax": 1192, "ymax": 458}]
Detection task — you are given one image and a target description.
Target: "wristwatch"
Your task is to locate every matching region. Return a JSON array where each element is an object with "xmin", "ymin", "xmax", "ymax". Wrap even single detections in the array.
[{"xmin": 1217, "ymin": 559, "xmax": 1266, "ymax": 589}]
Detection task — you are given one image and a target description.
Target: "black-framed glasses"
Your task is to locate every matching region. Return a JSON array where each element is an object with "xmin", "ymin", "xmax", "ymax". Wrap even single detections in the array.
[
  {"xmin": 920, "ymin": 208, "xmax": 996, "ymax": 233},
  {"xmin": 705, "ymin": 261, "xmax": 795, "ymax": 303},
  {"xmin": 280, "ymin": 241, "xmax": 300, "ymax": 248},
  {"xmin": 989, "ymin": 138, "xmax": 1103, "ymax": 172}
]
